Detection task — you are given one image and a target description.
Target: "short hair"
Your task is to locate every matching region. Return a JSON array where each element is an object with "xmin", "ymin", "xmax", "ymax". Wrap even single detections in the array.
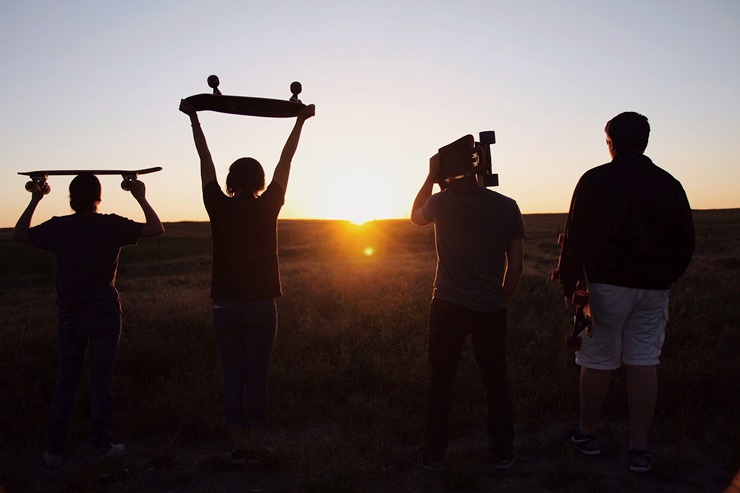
[
  {"xmin": 605, "ymin": 112, "xmax": 650, "ymax": 154},
  {"xmin": 226, "ymin": 158, "xmax": 265, "ymax": 197},
  {"xmin": 69, "ymin": 173, "xmax": 101, "ymax": 213}
]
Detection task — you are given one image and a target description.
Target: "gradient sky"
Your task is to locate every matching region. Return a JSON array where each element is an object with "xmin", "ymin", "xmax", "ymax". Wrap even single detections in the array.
[{"xmin": 1, "ymin": 0, "xmax": 738, "ymax": 228}]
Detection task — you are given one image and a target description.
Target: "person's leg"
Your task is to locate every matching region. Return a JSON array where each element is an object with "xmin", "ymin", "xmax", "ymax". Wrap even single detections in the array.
[
  {"xmin": 622, "ymin": 288, "xmax": 668, "ymax": 453},
  {"xmin": 243, "ymin": 301, "xmax": 277, "ymax": 450},
  {"xmin": 578, "ymin": 367, "xmax": 611, "ymax": 436},
  {"xmin": 87, "ymin": 313, "xmax": 122, "ymax": 452},
  {"xmin": 47, "ymin": 316, "xmax": 87, "ymax": 456},
  {"xmin": 469, "ymin": 309, "xmax": 514, "ymax": 458},
  {"xmin": 626, "ymin": 364, "xmax": 658, "ymax": 450},
  {"xmin": 212, "ymin": 300, "xmax": 248, "ymax": 451},
  {"xmin": 423, "ymin": 299, "xmax": 467, "ymax": 455}
]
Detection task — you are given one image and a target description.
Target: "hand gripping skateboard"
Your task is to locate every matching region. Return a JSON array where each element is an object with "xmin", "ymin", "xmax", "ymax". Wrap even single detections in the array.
[
  {"xmin": 433, "ymin": 131, "xmax": 498, "ymax": 189},
  {"xmin": 183, "ymin": 75, "xmax": 307, "ymax": 118},
  {"xmin": 18, "ymin": 167, "xmax": 162, "ymax": 194},
  {"xmin": 552, "ymin": 233, "xmax": 593, "ymax": 351}
]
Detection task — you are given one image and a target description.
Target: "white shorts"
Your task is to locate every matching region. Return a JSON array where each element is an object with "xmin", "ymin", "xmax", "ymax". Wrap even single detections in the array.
[{"xmin": 575, "ymin": 283, "xmax": 669, "ymax": 370}]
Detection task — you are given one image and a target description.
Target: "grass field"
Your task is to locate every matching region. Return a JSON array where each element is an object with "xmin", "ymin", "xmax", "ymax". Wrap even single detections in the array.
[{"xmin": 1, "ymin": 211, "xmax": 738, "ymax": 492}]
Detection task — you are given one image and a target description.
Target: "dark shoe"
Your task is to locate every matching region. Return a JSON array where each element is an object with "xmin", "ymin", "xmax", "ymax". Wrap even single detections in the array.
[
  {"xmin": 42, "ymin": 450, "xmax": 62, "ymax": 468},
  {"xmin": 492, "ymin": 452, "xmax": 517, "ymax": 470},
  {"xmin": 411, "ymin": 447, "xmax": 444, "ymax": 470},
  {"xmin": 230, "ymin": 449, "xmax": 248, "ymax": 464},
  {"xmin": 629, "ymin": 448, "xmax": 654, "ymax": 472},
  {"xmin": 568, "ymin": 425, "xmax": 601, "ymax": 455}
]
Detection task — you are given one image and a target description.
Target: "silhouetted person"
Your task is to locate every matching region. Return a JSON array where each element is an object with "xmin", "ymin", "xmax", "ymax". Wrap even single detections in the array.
[
  {"xmin": 12, "ymin": 174, "xmax": 164, "ymax": 467},
  {"xmin": 410, "ymin": 155, "xmax": 524, "ymax": 470},
  {"xmin": 556, "ymin": 111, "xmax": 694, "ymax": 472},
  {"xmin": 179, "ymin": 99, "xmax": 315, "ymax": 462}
]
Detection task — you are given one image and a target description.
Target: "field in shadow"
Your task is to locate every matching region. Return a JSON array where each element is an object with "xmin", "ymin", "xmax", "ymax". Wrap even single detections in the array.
[{"xmin": 1, "ymin": 211, "xmax": 738, "ymax": 492}]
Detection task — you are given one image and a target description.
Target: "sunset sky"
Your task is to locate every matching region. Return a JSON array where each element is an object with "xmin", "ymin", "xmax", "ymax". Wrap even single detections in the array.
[{"xmin": 1, "ymin": 1, "xmax": 738, "ymax": 228}]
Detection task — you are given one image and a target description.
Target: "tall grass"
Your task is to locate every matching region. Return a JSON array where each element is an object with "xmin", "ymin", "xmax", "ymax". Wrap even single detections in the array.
[{"xmin": 1, "ymin": 212, "xmax": 738, "ymax": 492}]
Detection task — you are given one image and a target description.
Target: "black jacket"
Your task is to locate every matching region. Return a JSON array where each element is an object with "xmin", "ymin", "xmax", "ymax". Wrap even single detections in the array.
[{"xmin": 557, "ymin": 153, "xmax": 694, "ymax": 297}]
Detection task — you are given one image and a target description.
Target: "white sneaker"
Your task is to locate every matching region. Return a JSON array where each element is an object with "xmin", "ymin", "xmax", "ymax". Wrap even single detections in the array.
[{"xmin": 43, "ymin": 450, "xmax": 62, "ymax": 468}]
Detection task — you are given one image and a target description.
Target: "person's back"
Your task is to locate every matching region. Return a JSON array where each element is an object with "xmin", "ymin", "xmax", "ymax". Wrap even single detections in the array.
[{"xmin": 425, "ymin": 187, "xmax": 523, "ymax": 311}]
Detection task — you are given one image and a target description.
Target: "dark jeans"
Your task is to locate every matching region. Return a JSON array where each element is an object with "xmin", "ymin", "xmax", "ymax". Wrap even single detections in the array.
[
  {"xmin": 212, "ymin": 299, "xmax": 277, "ymax": 431},
  {"xmin": 424, "ymin": 298, "xmax": 514, "ymax": 456},
  {"xmin": 47, "ymin": 312, "xmax": 121, "ymax": 455}
]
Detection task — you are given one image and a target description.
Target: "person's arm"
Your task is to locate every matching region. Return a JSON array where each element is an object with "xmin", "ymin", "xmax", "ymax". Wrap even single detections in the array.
[
  {"xmin": 129, "ymin": 180, "xmax": 164, "ymax": 237},
  {"xmin": 503, "ymin": 238, "xmax": 523, "ymax": 303},
  {"xmin": 179, "ymin": 99, "xmax": 217, "ymax": 189},
  {"xmin": 410, "ymin": 154, "xmax": 441, "ymax": 226},
  {"xmin": 12, "ymin": 191, "xmax": 44, "ymax": 242},
  {"xmin": 272, "ymin": 104, "xmax": 315, "ymax": 193}
]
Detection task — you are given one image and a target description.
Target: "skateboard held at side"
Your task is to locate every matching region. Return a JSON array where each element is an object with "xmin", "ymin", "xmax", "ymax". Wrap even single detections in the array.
[
  {"xmin": 552, "ymin": 233, "xmax": 593, "ymax": 351},
  {"xmin": 183, "ymin": 75, "xmax": 307, "ymax": 118},
  {"xmin": 433, "ymin": 131, "xmax": 498, "ymax": 188},
  {"xmin": 18, "ymin": 167, "xmax": 163, "ymax": 194}
]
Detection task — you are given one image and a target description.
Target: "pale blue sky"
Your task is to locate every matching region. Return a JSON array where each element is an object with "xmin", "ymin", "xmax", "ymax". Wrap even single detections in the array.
[{"xmin": 1, "ymin": 0, "xmax": 738, "ymax": 227}]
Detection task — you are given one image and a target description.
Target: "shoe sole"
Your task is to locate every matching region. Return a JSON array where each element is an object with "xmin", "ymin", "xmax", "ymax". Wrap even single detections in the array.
[{"xmin": 493, "ymin": 457, "xmax": 517, "ymax": 470}]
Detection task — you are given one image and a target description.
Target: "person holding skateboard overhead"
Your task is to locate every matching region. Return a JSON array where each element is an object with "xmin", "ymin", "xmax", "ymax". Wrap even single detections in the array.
[
  {"xmin": 555, "ymin": 111, "xmax": 694, "ymax": 472},
  {"xmin": 409, "ymin": 150, "xmax": 525, "ymax": 470},
  {"xmin": 179, "ymin": 98, "xmax": 314, "ymax": 462},
  {"xmin": 12, "ymin": 174, "xmax": 164, "ymax": 467}
]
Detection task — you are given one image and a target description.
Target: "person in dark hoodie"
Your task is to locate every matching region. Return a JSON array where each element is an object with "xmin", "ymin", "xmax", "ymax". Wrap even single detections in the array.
[{"xmin": 555, "ymin": 111, "xmax": 694, "ymax": 472}]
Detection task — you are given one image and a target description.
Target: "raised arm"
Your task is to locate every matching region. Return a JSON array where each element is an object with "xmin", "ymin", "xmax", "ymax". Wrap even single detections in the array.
[
  {"xmin": 129, "ymin": 180, "xmax": 165, "ymax": 237},
  {"xmin": 179, "ymin": 99, "xmax": 217, "ymax": 189},
  {"xmin": 272, "ymin": 104, "xmax": 315, "ymax": 193},
  {"xmin": 12, "ymin": 191, "xmax": 44, "ymax": 242},
  {"xmin": 410, "ymin": 154, "xmax": 441, "ymax": 226}
]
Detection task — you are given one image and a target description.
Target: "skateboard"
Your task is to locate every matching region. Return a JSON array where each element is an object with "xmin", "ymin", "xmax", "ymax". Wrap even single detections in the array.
[
  {"xmin": 18, "ymin": 167, "xmax": 162, "ymax": 194},
  {"xmin": 183, "ymin": 75, "xmax": 307, "ymax": 118},
  {"xmin": 552, "ymin": 234, "xmax": 593, "ymax": 351},
  {"xmin": 566, "ymin": 284, "xmax": 593, "ymax": 352},
  {"xmin": 433, "ymin": 131, "xmax": 498, "ymax": 188}
]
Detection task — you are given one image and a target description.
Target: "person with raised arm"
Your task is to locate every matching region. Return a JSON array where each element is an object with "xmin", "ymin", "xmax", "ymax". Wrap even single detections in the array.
[
  {"xmin": 13, "ymin": 174, "xmax": 164, "ymax": 467},
  {"xmin": 179, "ymin": 98, "xmax": 314, "ymax": 463}
]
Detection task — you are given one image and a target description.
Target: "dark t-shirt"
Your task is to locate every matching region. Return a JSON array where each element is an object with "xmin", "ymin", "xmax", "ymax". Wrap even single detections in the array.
[
  {"xmin": 202, "ymin": 180, "xmax": 285, "ymax": 302},
  {"xmin": 557, "ymin": 153, "xmax": 695, "ymax": 297},
  {"xmin": 27, "ymin": 213, "xmax": 143, "ymax": 316},
  {"xmin": 422, "ymin": 187, "xmax": 525, "ymax": 312}
]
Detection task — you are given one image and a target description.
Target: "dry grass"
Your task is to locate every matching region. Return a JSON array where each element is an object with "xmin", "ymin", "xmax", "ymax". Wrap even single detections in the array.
[{"xmin": 1, "ymin": 211, "xmax": 738, "ymax": 492}]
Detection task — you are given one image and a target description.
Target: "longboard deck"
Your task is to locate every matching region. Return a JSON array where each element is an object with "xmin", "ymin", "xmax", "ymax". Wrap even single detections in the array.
[{"xmin": 184, "ymin": 94, "xmax": 305, "ymax": 118}]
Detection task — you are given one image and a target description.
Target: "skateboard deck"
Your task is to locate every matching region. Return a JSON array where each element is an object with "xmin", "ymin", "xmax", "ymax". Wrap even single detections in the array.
[
  {"xmin": 433, "ymin": 131, "xmax": 498, "ymax": 188},
  {"xmin": 184, "ymin": 75, "xmax": 306, "ymax": 118},
  {"xmin": 552, "ymin": 233, "xmax": 593, "ymax": 351},
  {"xmin": 19, "ymin": 167, "xmax": 162, "ymax": 194}
]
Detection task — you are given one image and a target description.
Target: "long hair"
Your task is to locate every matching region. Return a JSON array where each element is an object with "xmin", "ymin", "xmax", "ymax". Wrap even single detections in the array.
[
  {"xmin": 226, "ymin": 158, "xmax": 265, "ymax": 197},
  {"xmin": 69, "ymin": 173, "xmax": 101, "ymax": 213},
  {"xmin": 605, "ymin": 112, "xmax": 650, "ymax": 155}
]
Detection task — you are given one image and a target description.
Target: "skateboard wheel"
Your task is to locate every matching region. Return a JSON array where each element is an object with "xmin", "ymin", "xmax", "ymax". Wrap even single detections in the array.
[
  {"xmin": 43, "ymin": 183, "xmax": 51, "ymax": 195},
  {"xmin": 479, "ymin": 130, "xmax": 496, "ymax": 145},
  {"xmin": 121, "ymin": 179, "xmax": 132, "ymax": 191},
  {"xmin": 572, "ymin": 289, "xmax": 589, "ymax": 307},
  {"xmin": 25, "ymin": 181, "xmax": 35, "ymax": 192},
  {"xmin": 207, "ymin": 75, "xmax": 220, "ymax": 89},
  {"xmin": 290, "ymin": 81, "xmax": 302, "ymax": 96}
]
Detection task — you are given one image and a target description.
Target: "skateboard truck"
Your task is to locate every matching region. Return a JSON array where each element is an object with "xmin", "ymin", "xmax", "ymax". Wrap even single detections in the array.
[{"xmin": 435, "ymin": 131, "xmax": 499, "ymax": 189}]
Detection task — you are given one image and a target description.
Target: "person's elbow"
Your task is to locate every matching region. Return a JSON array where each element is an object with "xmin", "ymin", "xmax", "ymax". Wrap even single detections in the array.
[
  {"xmin": 411, "ymin": 208, "xmax": 431, "ymax": 226},
  {"xmin": 140, "ymin": 222, "xmax": 165, "ymax": 237}
]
